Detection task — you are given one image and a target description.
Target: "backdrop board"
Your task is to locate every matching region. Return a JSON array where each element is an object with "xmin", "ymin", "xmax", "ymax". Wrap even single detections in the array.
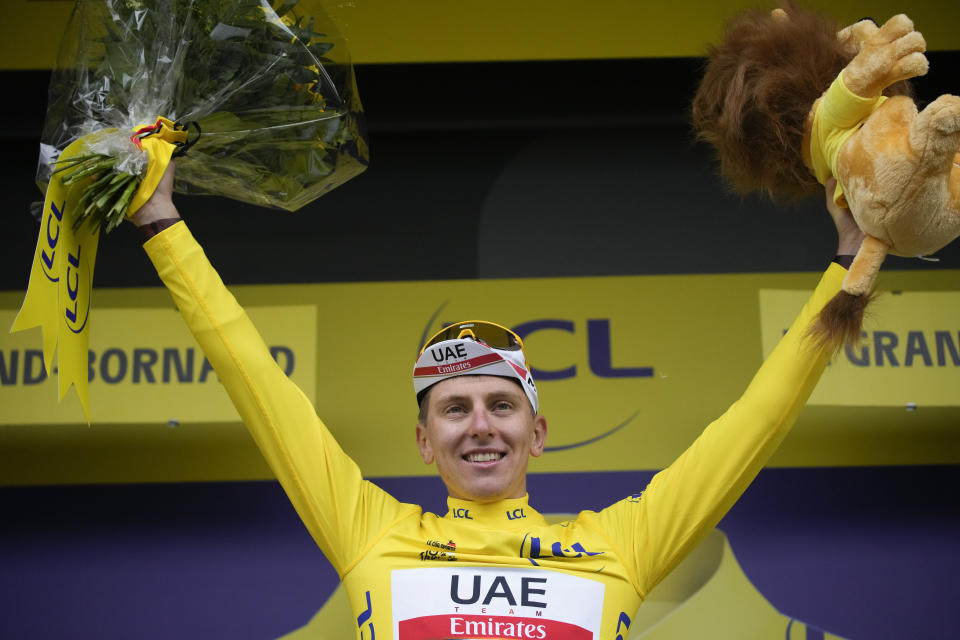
[{"xmin": 2, "ymin": 268, "xmax": 958, "ymax": 485}]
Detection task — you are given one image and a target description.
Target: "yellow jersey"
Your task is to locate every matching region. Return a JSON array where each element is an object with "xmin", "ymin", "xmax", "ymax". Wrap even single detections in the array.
[{"xmin": 145, "ymin": 221, "xmax": 843, "ymax": 640}]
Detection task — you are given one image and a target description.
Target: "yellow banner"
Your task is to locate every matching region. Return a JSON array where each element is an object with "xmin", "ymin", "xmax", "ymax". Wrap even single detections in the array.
[
  {"xmin": 2, "ymin": 0, "xmax": 958, "ymax": 69},
  {"xmin": 1, "ymin": 306, "xmax": 316, "ymax": 424},
  {"xmin": 1, "ymin": 269, "xmax": 957, "ymax": 485},
  {"xmin": 760, "ymin": 290, "xmax": 960, "ymax": 407}
]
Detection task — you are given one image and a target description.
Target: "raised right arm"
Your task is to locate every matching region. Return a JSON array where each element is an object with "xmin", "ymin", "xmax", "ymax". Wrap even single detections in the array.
[{"xmin": 134, "ymin": 167, "xmax": 414, "ymax": 576}]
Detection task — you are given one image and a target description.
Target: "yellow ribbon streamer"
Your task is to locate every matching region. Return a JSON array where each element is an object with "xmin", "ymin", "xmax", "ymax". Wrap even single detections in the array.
[
  {"xmin": 129, "ymin": 117, "xmax": 188, "ymax": 216},
  {"xmin": 11, "ymin": 118, "xmax": 180, "ymax": 422},
  {"xmin": 11, "ymin": 138, "xmax": 95, "ymax": 420}
]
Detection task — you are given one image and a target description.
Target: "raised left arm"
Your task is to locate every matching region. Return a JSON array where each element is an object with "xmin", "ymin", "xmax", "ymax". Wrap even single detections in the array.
[{"xmin": 592, "ymin": 183, "xmax": 857, "ymax": 598}]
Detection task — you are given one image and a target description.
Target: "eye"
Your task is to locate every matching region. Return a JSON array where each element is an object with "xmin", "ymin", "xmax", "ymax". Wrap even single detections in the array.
[
  {"xmin": 444, "ymin": 404, "xmax": 466, "ymax": 415},
  {"xmin": 493, "ymin": 400, "xmax": 513, "ymax": 412}
]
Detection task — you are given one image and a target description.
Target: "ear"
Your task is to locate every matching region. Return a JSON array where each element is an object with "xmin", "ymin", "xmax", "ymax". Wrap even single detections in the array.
[
  {"xmin": 529, "ymin": 414, "xmax": 548, "ymax": 458},
  {"xmin": 416, "ymin": 422, "xmax": 434, "ymax": 464}
]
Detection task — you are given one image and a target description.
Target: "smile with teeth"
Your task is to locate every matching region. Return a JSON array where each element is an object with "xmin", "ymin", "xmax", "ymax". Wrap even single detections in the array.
[{"xmin": 464, "ymin": 452, "xmax": 506, "ymax": 463}]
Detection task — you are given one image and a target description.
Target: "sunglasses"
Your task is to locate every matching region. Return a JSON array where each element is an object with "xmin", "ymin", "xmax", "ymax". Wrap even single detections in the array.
[{"xmin": 419, "ymin": 320, "xmax": 528, "ymax": 366}]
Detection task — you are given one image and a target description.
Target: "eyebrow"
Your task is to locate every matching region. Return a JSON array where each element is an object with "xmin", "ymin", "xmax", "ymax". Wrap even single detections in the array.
[
  {"xmin": 434, "ymin": 390, "xmax": 524, "ymax": 406},
  {"xmin": 434, "ymin": 393, "xmax": 470, "ymax": 406}
]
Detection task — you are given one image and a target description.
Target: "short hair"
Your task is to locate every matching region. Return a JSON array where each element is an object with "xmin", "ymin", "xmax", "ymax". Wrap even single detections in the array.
[{"xmin": 417, "ymin": 388, "xmax": 431, "ymax": 424}]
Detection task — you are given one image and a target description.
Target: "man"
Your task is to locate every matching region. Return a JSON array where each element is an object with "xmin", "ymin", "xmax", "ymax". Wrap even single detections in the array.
[
  {"xmin": 134, "ymin": 165, "xmax": 862, "ymax": 639},
  {"xmin": 412, "ymin": 320, "xmax": 546, "ymax": 504}
]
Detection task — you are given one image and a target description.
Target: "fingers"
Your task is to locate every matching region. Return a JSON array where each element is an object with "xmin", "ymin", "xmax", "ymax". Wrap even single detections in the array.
[
  {"xmin": 128, "ymin": 160, "xmax": 178, "ymax": 228},
  {"xmin": 824, "ymin": 178, "xmax": 844, "ymax": 223},
  {"xmin": 156, "ymin": 159, "xmax": 176, "ymax": 198}
]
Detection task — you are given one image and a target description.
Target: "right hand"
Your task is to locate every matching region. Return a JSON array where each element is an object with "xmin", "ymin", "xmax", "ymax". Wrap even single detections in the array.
[{"xmin": 129, "ymin": 160, "xmax": 180, "ymax": 227}]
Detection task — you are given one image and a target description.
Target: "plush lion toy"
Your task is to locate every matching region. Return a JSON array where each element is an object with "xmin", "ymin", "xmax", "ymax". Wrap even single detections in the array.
[{"xmin": 692, "ymin": 2, "xmax": 960, "ymax": 347}]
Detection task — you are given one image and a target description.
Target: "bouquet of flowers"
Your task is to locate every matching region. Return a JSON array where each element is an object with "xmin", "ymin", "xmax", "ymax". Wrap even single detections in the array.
[
  {"xmin": 41, "ymin": 0, "xmax": 368, "ymax": 229},
  {"xmin": 16, "ymin": 0, "xmax": 368, "ymax": 420}
]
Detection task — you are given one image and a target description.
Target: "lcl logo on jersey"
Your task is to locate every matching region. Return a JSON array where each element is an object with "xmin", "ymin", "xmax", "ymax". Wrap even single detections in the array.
[{"xmin": 520, "ymin": 536, "xmax": 604, "ymax": 562}]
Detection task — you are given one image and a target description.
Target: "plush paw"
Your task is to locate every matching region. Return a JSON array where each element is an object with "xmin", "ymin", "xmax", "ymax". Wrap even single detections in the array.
[
  {"xmin": 924, "ymin": 95, "xmax": 960, "ymax": 135},
  {"xmin": 842, "ymin": 14, "xmax": 928, "ymax": 97}
]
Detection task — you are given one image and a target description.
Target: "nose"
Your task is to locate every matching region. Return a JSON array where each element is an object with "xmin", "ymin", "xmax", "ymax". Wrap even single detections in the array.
[{"xmin": 467, "ymin": 406, "xmax": 494, "ymax": 439}]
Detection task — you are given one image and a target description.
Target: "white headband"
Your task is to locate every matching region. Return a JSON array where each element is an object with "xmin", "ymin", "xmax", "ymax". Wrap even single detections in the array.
[{"xmin": 413, "ymin": 338, "xmax": 539, "ymax": 413}]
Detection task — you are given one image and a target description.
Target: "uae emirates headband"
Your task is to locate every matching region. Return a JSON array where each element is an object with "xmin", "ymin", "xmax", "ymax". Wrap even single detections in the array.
[{"xmin": 413, "ymin": 321, "xmax": 539, "ymax": 414}]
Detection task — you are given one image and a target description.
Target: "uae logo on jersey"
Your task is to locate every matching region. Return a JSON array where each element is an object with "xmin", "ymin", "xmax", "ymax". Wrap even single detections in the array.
[{"xmin": 391, "ymin": 567, "xmax": 604, "ymax": 639}]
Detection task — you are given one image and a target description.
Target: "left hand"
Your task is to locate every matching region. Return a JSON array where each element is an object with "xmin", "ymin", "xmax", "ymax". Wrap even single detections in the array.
[
  {"xmin": 825, "ymin": 177, "xmax": 865, "ymax": 255},
  {"xmin": 129, "ymin": 160, "xmax": 179, "ymax": 228}
]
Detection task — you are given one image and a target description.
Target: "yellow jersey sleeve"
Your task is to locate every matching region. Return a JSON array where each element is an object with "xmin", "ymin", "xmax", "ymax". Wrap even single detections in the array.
[
  {"xmin": 596, "ymin": 264, "xmax": 845, "ymax": 598},
  {"xmin": 808, "ymin": 74, "xmax": 887, "ymax": 206},
  {"xmin": 144, "ymin": 221, "xmax": 416, "ymax": 576}
]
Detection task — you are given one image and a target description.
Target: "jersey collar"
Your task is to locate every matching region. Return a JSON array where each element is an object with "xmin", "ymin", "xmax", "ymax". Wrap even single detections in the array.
[{"xmin": 444, "ymin": 494, "xmax": 546, "ymax": 528}]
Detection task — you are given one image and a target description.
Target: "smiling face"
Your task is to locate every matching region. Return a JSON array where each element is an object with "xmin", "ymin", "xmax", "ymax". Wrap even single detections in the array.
[{"xmin": 416, "ymin": 375, "xmax": 547, "ymax": 503}]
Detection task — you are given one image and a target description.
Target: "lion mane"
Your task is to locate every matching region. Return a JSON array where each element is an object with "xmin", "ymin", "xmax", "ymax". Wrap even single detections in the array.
[{"xmin": 691, "ymin": 2, "xmax": 911, "ymax": 201}]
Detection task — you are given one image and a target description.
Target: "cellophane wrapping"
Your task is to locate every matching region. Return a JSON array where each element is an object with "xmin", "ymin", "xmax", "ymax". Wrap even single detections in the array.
[{"xmin": 38, "ymin": 0, "xmax": 369, "ymax": 212}]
